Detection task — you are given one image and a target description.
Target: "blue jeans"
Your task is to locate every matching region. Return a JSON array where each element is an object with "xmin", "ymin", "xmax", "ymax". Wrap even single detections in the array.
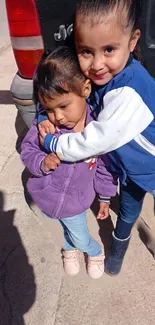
[
  {"xmin": 115, "ymin": 179, "xmax": 146, "ymax": 239},
  {"xmin": 59, "ymin": 212, "xmax": 102, "ymax": 257}
]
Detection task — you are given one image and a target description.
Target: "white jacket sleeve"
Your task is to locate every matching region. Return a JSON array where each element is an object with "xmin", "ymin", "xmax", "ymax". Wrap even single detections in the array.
[{"xmin": 56, "ymin": 87, "xmax": 153, "ymax": 161}]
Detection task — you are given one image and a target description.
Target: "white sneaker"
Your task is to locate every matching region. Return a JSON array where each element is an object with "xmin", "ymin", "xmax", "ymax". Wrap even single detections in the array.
[
  {"xmin": 62, "ymin": 250, "xmax": 80, "ymax": 276},
  {"xmin": 87, "ymin": 254, "xmax": 104, "ymax": 279}
]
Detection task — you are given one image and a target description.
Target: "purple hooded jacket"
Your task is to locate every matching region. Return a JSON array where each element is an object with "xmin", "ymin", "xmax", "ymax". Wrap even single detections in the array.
[{"xmin": 21, "ymin": 106, "xmax": 117, "ymax": 219}]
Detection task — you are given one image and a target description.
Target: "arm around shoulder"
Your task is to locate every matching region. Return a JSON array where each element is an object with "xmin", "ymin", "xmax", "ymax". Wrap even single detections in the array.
[{"xmin": 55, "ymin": 86, "xmax": 153, "ymax": 162}]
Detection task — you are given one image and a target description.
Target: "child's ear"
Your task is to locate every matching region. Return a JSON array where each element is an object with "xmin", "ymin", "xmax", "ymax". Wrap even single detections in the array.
[
  {"xmin": 129, "ymin": 29, "xmax": 141, "ymax": 52},
  {"xmin": 83, "ymin": 79, "xmax": 91, "ymax": 98}
]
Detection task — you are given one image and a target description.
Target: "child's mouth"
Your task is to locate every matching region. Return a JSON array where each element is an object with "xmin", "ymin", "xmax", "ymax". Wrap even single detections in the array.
[{"xmin": 95, "ymin": 72, "xmax": 108, "ymax": 79}]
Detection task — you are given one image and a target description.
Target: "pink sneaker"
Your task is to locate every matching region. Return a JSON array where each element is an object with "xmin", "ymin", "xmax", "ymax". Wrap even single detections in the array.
[
  {"xmin": 87, "ymin": 254, "xmax": 105, "ymax": 279},
  {"xmin": 62, "ymin": 250, "xmax": 80, "ymax": 276}
]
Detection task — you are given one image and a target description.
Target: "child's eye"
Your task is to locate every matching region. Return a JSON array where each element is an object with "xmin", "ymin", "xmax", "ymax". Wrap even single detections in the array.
[
  {"xmin": 104, "ymin": 47, "xmax": 114, "ymax": 54},
  {"xmin": 81, "ymin": 49, "xmax": 92, "ymax": 57},
  {"xmin": 60, "ymin": 104, "xmax": 67, "ymax": 109},
  {"xmin": 46, "ymin": 108, "xmax": 52, "ymax": 113}
]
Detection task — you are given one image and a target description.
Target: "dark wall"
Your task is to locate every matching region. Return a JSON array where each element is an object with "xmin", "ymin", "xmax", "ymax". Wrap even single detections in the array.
[{"xmin": 140, "ymin": 0, "xmax": 155, "ymax": 77}]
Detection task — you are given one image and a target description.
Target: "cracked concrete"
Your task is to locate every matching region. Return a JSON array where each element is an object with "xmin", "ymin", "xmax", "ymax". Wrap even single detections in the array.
[{"xmin": 1, "ymin": 45, "xmax": 155, "ymax": 325}]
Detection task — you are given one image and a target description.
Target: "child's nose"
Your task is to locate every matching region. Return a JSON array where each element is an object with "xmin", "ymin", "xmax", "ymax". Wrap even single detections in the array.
[
  {"xmin": 55, "ymin": 110, "xmax": 64, "ymax": 121},
  {"xmin": 92, "ymin": 55, "xmax": 105, "ymax": 71}
]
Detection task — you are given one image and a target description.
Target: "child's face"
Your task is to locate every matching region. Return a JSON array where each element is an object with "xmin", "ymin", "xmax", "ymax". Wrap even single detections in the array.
[
  {"xmin": 39, "ymin": 81, "xmax": 91, "ymax": 129},
  {"xmin": 75, "ymin": 14, "xmax": 140, "ymax": 86}
]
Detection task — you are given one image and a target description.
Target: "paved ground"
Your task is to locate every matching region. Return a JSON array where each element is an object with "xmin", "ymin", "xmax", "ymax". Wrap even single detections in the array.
[
  {"xmin": 1, "ymin": 46, "xmax": 155, "ymax": 325},
  {"xmin": 0, "ymin": 0, "xmax": 10, "ymax": 53}
]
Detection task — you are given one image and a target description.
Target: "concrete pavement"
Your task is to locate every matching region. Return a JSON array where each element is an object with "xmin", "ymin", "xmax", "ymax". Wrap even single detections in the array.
[
  {"xmin": 0, "ymin": 0, "xmax": 10, "ymax": 53},
  {"xmin": 0, "ymin": 46, "xmax": 155, "ymax": 325}
]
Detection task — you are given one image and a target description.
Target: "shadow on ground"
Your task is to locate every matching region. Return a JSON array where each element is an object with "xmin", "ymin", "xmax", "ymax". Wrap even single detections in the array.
[
  {"xmin": 15, "ymin": 112, "xmax": 28, "ymax": 154},
  {"xmin": 0, "ymin": 90, "xmax": 29, "ymax": 154},
  {"xmin": 91, "ymin": 193, "xmax": 155, "ymax": 259},
  {"xmin": 91, "ymin": 194, "xmax": 119, "ymax": 256},
  {"xmin": 14, "ymin": 111, "xmax": 33, "ymax": 206},
  {"xmin": 0, "ymin": 90, "xmax": 14, "ymax": 105},
  {"xmin": 136, "ymin": 216, "xmax": 155, "ymax": 259},
  {"xmin": 21, "ymin": 167, "xmax": 33, "ymax": 206},
  {"xmin": 0, "ymin": 191, "xmax": 36, "ymax": 325}
]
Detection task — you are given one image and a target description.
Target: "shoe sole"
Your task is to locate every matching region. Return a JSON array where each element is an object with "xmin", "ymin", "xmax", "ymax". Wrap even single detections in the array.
[{"xmin": 104, "ymin": 268, "xmax": 119, "ymax": 276}]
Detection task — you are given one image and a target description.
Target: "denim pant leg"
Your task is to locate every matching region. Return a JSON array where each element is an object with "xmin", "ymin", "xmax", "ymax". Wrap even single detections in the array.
[
  {"xmin": 60, "ymin": 223, "xmax": 75, "ymax": 251},
  {"xmin": 115, "ymin": 179, "xmax": 146, "ymax": 239},
  {"xmin": 59, "ymin": 212, "xmax": 102, "ymax": 257}
]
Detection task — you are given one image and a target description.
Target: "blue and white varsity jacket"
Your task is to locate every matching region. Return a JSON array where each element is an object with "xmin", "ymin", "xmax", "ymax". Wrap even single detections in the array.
[{"xmin": 39, "ymin": 58, "xmax": 155, "ymax": 194}]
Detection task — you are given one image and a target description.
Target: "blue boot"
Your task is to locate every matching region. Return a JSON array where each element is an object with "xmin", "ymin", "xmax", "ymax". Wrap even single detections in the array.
[{"xmin": 105, "ymin": 233, "xmax": 131, "ymax": 276}]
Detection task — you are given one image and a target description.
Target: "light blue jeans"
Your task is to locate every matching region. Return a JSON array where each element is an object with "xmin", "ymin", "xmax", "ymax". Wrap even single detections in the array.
[{"xmin": 59, "ymin": 211, "xmax": 102, "ymax": 257}]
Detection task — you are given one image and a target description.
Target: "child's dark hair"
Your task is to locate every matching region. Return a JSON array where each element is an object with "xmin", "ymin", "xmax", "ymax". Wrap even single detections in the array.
[
  {"xmin": 76, "ymin": 0, "xmax": 143, "ymax": 62},
  {"xmin": 33, "ymin": 46, "xmax": 86, "ymax": 103}
]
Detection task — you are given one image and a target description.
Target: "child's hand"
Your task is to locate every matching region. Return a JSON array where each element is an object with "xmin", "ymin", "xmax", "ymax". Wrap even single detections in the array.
[
  {"xmin": 39, "ymin": 125, "xmax": 48, "ymax": 146},
  {"xmin": 39, "ymin": 120, "xmax": 56, "ymax": 134},
  {"xmin": 43, "ymin": 153, "xmax": 60, "ymax": 172},
  {"xmin": 97, "ymin": 202, "xmax": 110, "ymax": 220}
]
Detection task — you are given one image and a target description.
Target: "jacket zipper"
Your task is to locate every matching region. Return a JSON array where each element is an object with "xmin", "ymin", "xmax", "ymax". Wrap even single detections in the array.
[{"xmin": 54, "ymin": 164, "xmax": 76, "ymax": 218}]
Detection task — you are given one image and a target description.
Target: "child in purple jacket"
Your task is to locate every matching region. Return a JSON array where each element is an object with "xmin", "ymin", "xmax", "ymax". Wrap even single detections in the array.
[{"xmin": 21, "ymin": 46, "xmax": 117, "ymax": 279}]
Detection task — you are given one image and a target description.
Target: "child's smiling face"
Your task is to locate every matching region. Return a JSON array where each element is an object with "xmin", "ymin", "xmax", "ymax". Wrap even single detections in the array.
[{"xmin": 75, "ymin": 13, "xmax": 140, "ymax": 86}]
